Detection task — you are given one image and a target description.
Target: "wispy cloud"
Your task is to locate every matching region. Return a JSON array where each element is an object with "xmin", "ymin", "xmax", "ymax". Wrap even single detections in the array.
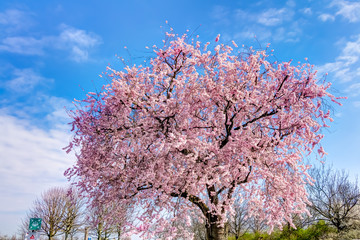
[
  {"xmin": 0, "ymin": 37, "xmax": 45, "ymax": 55},
  {"xmin": 58, "ymin": 25, "xmax": 102, "ymax": 62},
  {"xmin": 0, "ymin": 9, "xmax": 102, "ymax": 62},
  {"xmin": 318, "ymin": 13, "xmax": 335, "ymax": 22},
  {"xmin": 2, "ymin": 68, "xmax": 53, "ymax": 93},
  {"xmin": 0, "ymin": 114, "xmax": 74, "ymax": 207},
  {"xmin": 317, "ymin": 34, "xmax": 360, "ymax": 84},
  {"xmin": 272, "ymin": 21, "xmax": 302, "ymax": 43},
  {"xmin": 0, "ymin": 27, "xmax": 101, "ymax": 62},
  {"xmin": 0, "ymin": 97, "xmax": 74, "ymax": 231},
  {"xmin": 257, "ymin": 8, "xmax": 293, "ymax": 26},
  {"xmin": 0, "ymin": 9, "xmax": 33, "ymax": 33},
  {"xmin": 216, "ymin": 6, "xmax": 298, "ymax": 43},
  {"xmin": 302, "ymin": 8, "xmax": 312, "ymax": 15},
  {"xmin": 345, "ymin": 82, "xmax": 360, "ymax": 97},
  {"xmin": 331, "ymin": 0, "xmax": 360, "ymax": 22}
]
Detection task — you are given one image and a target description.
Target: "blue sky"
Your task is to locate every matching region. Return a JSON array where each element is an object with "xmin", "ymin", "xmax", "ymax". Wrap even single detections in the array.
[{"xmin": 0, "ymin": 0, "xmax": 360, "ymax": 237}]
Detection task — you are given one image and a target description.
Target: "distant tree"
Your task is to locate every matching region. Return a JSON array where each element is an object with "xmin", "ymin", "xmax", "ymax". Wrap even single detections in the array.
[
  {"xmin": 29, "ymin": 187, "xmax": 67, "ymax": 240},
  {"xmin": 0, "ymin": 233, "xmax": 17, "ymax": 240},
  {"xmin": 227, "ymin": 198, "xmax": 250, "ymax": 240},
  {"xmin": 191, "ymin": 218, "xmax": 206, "ymax": 240},
  {"xmin": 110, "ymin": 202, "xmax": 134, "ymax": 240},
  {"xmin": 61, "ymin": 187, "xmax": 85, "ymax": 240},
  {"xmin": 87, "ymin": 203, "xmax": 113, "ymax": 240},
  {"xmin": 307, "ymin": 165, "xmax": 360, "ymax": 232},
  {"xmin": 248, "ymin": 215, "xmax": 267, "ymax": 234},
  {"xmin": 86, "ymin": 198, "xmax": 132, "ymax": 240},
  {"xmin": 18, "ymin": 218, "xmax": 30, "ymax": 239},
  {"xmin": 65, "ymin": 31, "xmax": 341, "ymax": 239}
]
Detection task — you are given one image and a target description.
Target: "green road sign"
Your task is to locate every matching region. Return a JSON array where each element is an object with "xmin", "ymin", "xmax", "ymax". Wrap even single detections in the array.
[{"xmin": 29, "ymin": 218, "xmax": 42, "ymax": 230}]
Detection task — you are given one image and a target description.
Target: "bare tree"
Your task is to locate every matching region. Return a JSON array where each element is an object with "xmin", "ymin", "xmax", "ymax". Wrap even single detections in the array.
[
  {"xmin": 18, "ymin": 217, "xmax": 30, "ymax": 239},
  {"xmin": 191, "ymin": 217, "xmax": 206, "ymax": 240},
  {"xmin": 111, "ymin": 203, "xmax": 134, "ymax": 240},
  {"xmin": 227, "ymin": 199, "xmax": 250, "ymax": 240},
  {"xmin": 28, "ymin": 187, "xmax": 67, "ymax": 240},
  {"xmin": 85, "ymin": 197, "xmax": 134, "ymax": 240},
  {"xmin": 61, "ymin": 187, "xmax": 85, "ymax": 240},
  {"xmin": 307, "ymin": 165, "xmax": 360, "ymax": 231},
  {"xmin": 0, "ymin": 233, "xmax": 17, "ymax": 240},
  {"xmin": 248, "ymin": 216, "xmax": 267, "ymax": 233},
  {"xmin": 87, "ymin": 203, "xmax": 115, "ymax": 240}
]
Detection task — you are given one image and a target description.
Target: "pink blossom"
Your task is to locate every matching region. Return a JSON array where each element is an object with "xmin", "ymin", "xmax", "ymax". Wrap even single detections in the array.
[
  {"xmin": 215, "ymin": 34, "xmax": 220, "ymax": 42},
  {"xmin": 65, "ymin": 31, "xmax": 341, "ymax": 239}
]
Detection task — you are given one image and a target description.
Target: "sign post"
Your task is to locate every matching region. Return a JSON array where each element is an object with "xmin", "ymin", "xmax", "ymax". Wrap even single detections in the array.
[
  {"xmin": 27, "ymin": 218, "xmax": 42, "ymax": 240},
  {"xmin": 26, "ymin": 231, "xmax": 40, "ymax": 240},
  {"xmin": 29, "ymin": 218, "xmax": 42, "ymax": 231}
]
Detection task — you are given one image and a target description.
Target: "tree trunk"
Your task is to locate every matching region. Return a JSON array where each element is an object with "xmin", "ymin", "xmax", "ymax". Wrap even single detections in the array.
[
  {"xmin": 205, "ymin": 223, "xmax": 226, "ymax": 240},
  {"xmin": 84, "ymin": 227, "xmax": 89, "ymax": 240}
]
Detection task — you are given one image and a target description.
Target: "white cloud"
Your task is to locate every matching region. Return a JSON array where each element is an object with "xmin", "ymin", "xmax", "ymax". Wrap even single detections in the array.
[
  {"xmin": 272, "ymin": 21, "xmax": 302, "ymax": 43},
  {"xmin": 0, "ymin": 9, "xmax": 33, "ymax": 33},
  {"xmin": 0, "ymin": 22, "xmax": 101, "ymax": 62},
  {"xmin": 302, "ymin": 8, "xmax": 312, "ymax": 15},
  {"xmin": 0, "ymin": 104, "xmax": 75, "ymax": 235},
  {"xmin": 0, "ymin": 37, "xmax": 45, "ymax": 55},
  {"xmin": 2, "ymin": 68, "xmax": 53, "ymax": 93},
  {"xmin": 317, "ymin": 34, "xmax": 360, "ymax": 85},
  {"xmin": 332, "ymin": 0, "xmax": 360, "ymax": 22},
  {"xmin": 318, "ymin": 13, "xmax": 335, "ymax": 22},
  {"xmin": 59, "ymin": 25, "xmax": 101, "ymax": 48},
  {"xmin": 231, "ymin": 6, "xmax": 298, "ymax": 43},
  {"xmin": 257, "ymin": 8, "xmax": 292, "ymax": 26},
  {"xmin": 345, "ymin": 82, "xmax": 360, "ymax": 97},
  {"xmin": 57, "ymin": 26, "xmax": 101, "ymax": 62}
]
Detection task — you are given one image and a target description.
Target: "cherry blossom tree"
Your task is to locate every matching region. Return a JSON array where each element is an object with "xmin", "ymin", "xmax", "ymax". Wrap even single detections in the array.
[{"xmin": 65, "ymin": 31, "xmax": 341, "ymax": 240}]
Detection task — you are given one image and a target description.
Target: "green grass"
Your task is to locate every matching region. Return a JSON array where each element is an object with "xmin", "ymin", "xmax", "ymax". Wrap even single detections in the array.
[{"xmin": 228, "ymin": 221, "xmax": 335, "ymax": 240}]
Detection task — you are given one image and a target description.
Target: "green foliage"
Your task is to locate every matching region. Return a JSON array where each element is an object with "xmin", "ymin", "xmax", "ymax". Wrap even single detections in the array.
[{"xmin": 228, "ymin": 221, "xmax": 335, "ymax": 240}]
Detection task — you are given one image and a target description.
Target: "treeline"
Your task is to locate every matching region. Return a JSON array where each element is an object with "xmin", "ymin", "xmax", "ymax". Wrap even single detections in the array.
[
  {"xmin": 12, "ymin": 164, "xmax": 360, "ymax": 240},
  {"xmin": 187, "ymin": 164, "xmax": 360, "ymax": 240},
  {"xmin": 17, "ymin": 187, "xmax": 133, "ymax": 240}
]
